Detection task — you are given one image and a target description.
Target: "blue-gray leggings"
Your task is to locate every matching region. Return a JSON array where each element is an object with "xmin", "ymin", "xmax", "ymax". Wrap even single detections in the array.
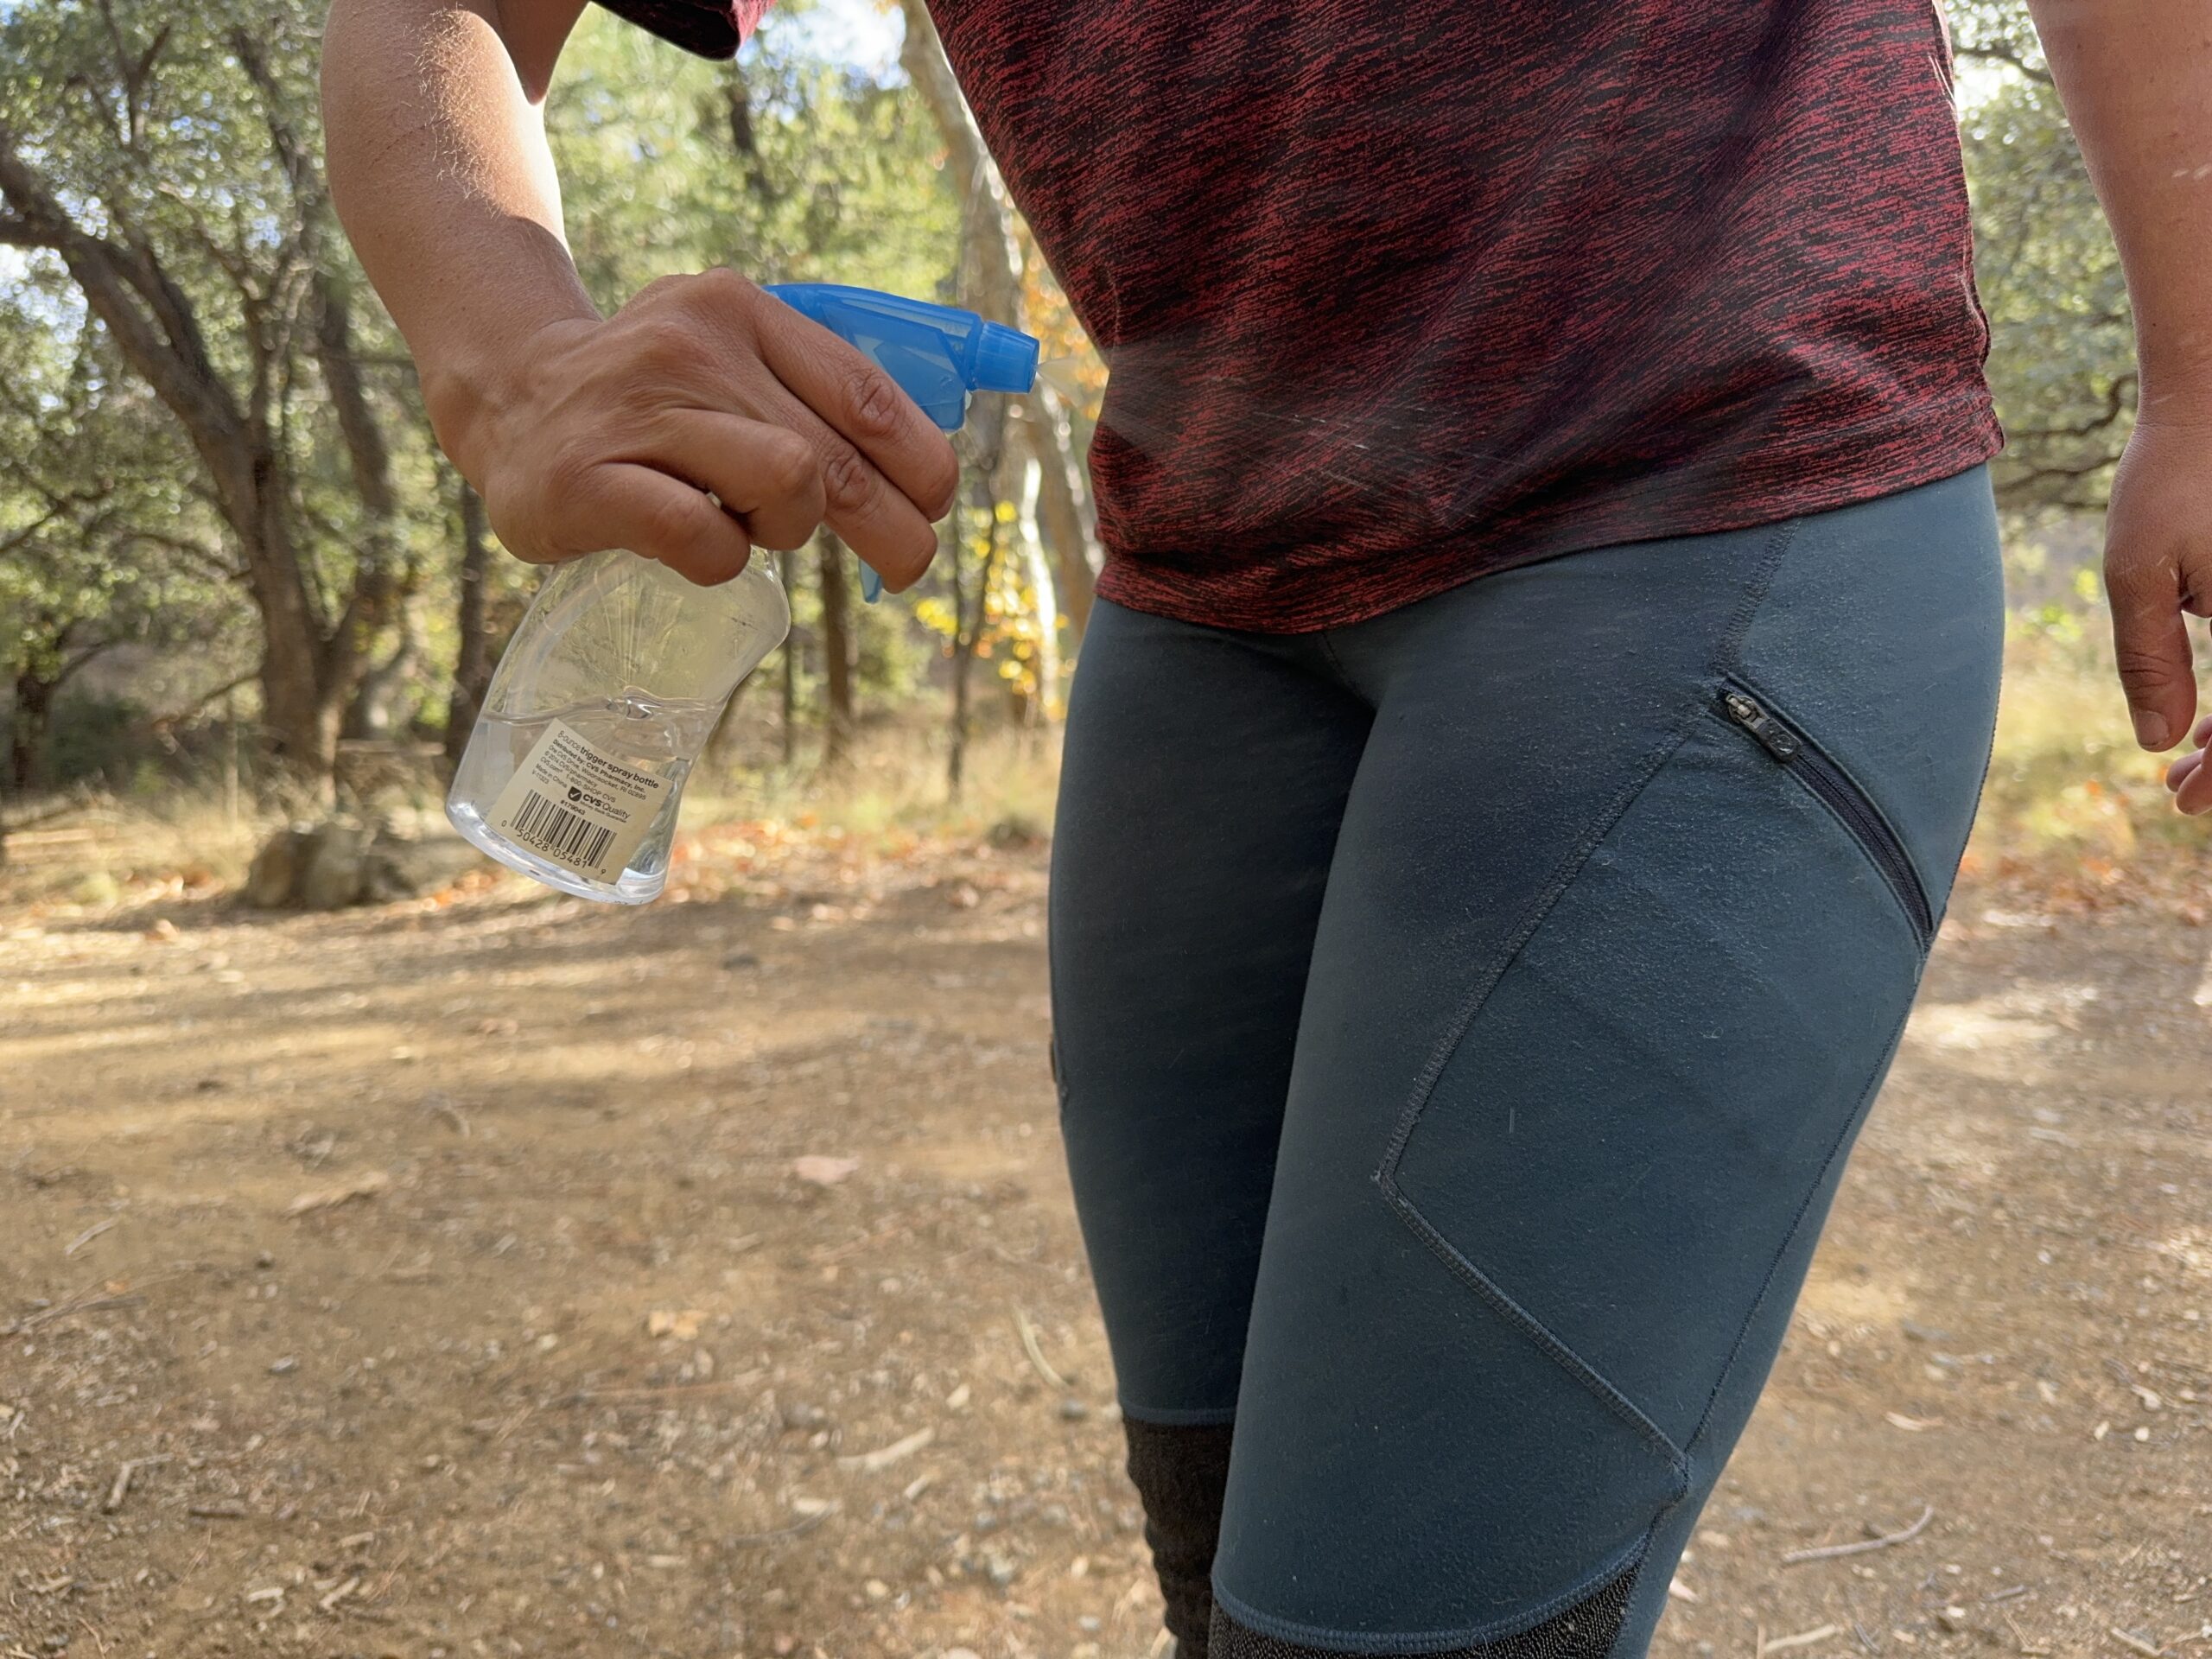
[{"xmin": 1046, "ymin": 468, "xmax": 2005, "ymax": 1659}]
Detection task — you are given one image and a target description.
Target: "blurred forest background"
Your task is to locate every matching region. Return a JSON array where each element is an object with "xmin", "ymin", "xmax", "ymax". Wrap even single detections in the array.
[
  {"xmin": 0, "ymin": 0, "xmax": 1105, "ymax": 899},
  {"xmin": 0, "ymin": 0, "xmax": 2189, "ymax": 902}
]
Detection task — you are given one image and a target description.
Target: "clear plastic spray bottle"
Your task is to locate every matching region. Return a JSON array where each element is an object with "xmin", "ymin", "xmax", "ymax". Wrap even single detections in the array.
[{"xmin": 446, "ymin": 284, "xmax": 1039, "ymax": 904}]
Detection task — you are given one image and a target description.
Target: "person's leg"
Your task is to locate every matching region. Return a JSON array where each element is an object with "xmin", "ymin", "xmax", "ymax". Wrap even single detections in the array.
[
  {"xmin": 1049, "ymin": 598, "xmax": 1373, "ymax": 1656},
  {"xmin": 1207, "ymin": 469, "xmax": 2005, "ymax": 1656}
]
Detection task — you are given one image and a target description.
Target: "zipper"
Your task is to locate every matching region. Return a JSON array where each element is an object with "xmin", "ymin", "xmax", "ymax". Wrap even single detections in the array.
[{"xmin": 1717, "ymin": 683, "xmax": 1934, "ymax": 947}]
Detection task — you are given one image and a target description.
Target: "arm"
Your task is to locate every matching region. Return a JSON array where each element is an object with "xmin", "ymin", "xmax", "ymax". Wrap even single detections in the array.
[
  {"xmin": 2027, "ymin": 0, "xmax": 2212, "ymax": 807},
  {"xmin": 319, "ymin": 0, "xmax": 957, "ymax": 586}
]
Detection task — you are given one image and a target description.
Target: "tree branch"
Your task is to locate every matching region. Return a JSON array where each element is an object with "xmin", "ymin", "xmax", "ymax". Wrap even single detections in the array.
[
  {"xmin": 1954, "ymin": 42, "xmax": 2056, "ymax": 87},
  {"xmin": 0, "ymin": 212, "xmax": 54, "ymax": 248},
  {"xmin": 2008, "ymin": 376, "xmax": 2135, "ymax": 442}
]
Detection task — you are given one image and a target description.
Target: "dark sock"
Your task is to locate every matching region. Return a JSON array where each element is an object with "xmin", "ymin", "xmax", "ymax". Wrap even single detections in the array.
[{"xmin": 1122, "ymin": 1417, "xmax": 1236, "ymax": 1659}]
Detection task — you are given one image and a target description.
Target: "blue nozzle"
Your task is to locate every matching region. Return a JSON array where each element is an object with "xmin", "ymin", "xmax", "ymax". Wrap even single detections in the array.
[
  {"xmin": 973, "ymin": 321, "xmax": 1040, "ymax": 395},
  {"xmin": 763, "ymin": 283, "xmax": 1038, "ymax": 605}
]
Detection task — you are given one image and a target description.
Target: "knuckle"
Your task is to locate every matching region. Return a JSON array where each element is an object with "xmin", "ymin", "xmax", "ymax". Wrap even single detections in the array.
[
  {"xmin": 630, "ymin": 315, "xmax": 698, "ymax": 369},
  {"xmin": 639, "ymin": 490, "xmax": 709, "ymax": 557},
  {"xmin": 538, "ymin": 442, "xmax": 601, "ymax": 510},
  {"xmin": 819, "ymin": 442, "xmax": 874, "ymax": 514},
  {"xmin": 845, "ymin": 365, "xmax": 905, "ymax": 439},
  {"xmin": 628, "ymin": 273, "xmax": 688, "ymax": 310},
  {"xmin": 697, "ymin": 265, "xmax": 754, "ymax": 307},
  {"xmin": 762, "ymin": 439, "xmax": 820, "ymax": 508},
  {"xmin": 2113, "ymin": 645, "xmax": 2183, "ymax": 691}
]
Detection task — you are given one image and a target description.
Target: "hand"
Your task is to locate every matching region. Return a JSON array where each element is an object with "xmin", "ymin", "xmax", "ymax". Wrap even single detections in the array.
[
  {"xmin": 442, "ymin": 268, "xmax": 959, "ymax": 588},
  {"xmin": 2102, "ymin": 417, "xmax": 2212, "ymax": 810}
]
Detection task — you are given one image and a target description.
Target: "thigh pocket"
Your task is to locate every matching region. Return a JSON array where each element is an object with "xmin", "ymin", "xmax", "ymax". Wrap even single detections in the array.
[{"xmin": 1378, "ymin": 679, "xmax": 1930, "ymax": 1458}]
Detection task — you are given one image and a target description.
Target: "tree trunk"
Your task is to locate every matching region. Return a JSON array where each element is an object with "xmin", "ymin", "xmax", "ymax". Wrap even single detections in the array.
[
  {"xmin": 9, "ymin": 669, "xmax": 54, "ymax": 792},
  {"xmin": 720, "ymin": 63, "xmax": 777, "ymax": 205},
  {"xmin": 0, "ymin": 117, "xmax": 351, "ymax": 789},
  {"xmin": 817, "ymin": 529, "xmax": 856, "ymax": 766},
  {"xmin": 444, "ymin": 479, "xmax": 494, "ymax": 770},
  {"xmin": 344, "ymin": 591, "xmax": 426, "ymax": 741},
  {"xmin": 899, "ymin": 2, "xmax": 1023, "ymax": 327},
  {"xmin": 778, "ymin": 550, "xmax": 798, "ymax": 766},
  {"xmin": 316, "ymin": 272, "xmax": 412, "ymax": 736},
  {"xmin": 1013, "ymin": 451, "xmax": 1059, "ymax": 724},
  {"xmin": 1023, "ymin": 392, "xmax": 1097, "ymax": 642}
]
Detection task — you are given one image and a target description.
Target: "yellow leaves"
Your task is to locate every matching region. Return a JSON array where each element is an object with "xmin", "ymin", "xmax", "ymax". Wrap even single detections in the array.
[{"xmin": 912, "ymin": 594, "xmax": 958, "ymax": 639}]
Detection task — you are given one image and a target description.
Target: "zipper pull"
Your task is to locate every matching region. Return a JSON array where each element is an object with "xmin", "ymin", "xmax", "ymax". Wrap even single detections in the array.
[{"xmin": 1722, "ymin": 690, "xmax": 1801, "ymax": 760}]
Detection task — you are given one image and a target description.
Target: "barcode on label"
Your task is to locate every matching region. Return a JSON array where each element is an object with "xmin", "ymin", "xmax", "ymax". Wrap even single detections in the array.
[{"xmin": 509, "ymin": 789, "xmax": 616, "ymax": 872}]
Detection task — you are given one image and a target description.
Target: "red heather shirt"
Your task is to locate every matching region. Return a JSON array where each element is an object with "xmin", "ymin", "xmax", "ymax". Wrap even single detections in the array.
[{"xmin": 597, "ymin": 0, "xmax": 2002, "ymax": 633}]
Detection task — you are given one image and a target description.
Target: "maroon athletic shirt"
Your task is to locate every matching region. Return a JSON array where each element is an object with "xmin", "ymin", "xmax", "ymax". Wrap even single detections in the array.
[{"xmin": 594, "ymin": 0, "xmax": 2001, "ymax": 633}]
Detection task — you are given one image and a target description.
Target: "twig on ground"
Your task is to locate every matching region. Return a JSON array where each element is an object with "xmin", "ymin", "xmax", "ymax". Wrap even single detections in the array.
[
  {"xmin": 2109, "ymin": 1630, "xmax": 2164, "ymax": 1658},
  {"xmin": 102, "ymin": 1454, "xmax": 169, "ymax": 1513},
  {"xmin": 317, "ymin": 1575, "xmax": 361, "ymax": 1613},
  {"xmin": 188, "ymin": 1501, "xmax": 248, "ymax": 1520},
  {"xmin": 10, "ymin": 1292, "xmax": 144, "ymax": 1333},
  {"xmin": 1013, "ymin": 1303, "xmax": 1067, "ymax": 1389},
  {"xmin": 836, "ymin": 1426, "xmax": 934, "ymax": 1472},
  {"xmin": 1783, "ymin": 1505, "xmax": 1936, "ymax": 1565},
  {"xmin": 64, "ymin": 1217, "xmax": 119, "ymax": 1258},
  {"xmin": 1764, "ymin": 1625, "xmax": 1842, "ymax": 1656}
]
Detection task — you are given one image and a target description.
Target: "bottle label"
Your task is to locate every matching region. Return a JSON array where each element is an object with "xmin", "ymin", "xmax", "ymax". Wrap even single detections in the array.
[{"xmin": 485, "ymin": 719, "xmax": 671, "ymax": 883}]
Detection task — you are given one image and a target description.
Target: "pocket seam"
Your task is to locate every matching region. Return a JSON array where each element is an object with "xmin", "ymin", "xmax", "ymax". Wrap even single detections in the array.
[
  {"xmin": 1372, "ymin": 717, "xmax": 1698, "ymax": 1484},
  {"xmin": 1370, "ymin": 516, "xmax": 1802, "ymax": 1484}
]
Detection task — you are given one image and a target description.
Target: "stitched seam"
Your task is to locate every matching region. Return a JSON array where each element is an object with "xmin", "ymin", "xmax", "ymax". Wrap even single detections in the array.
[
  {"xmin": 1680, "ymin": 980, "xmax": 1920, "ymax": 1457},
  {"xmin": 1711, "ymin": 517, "xmax": 1801, "ymax": 675},
  {"xmin": 1370, "ymin": 515, "xmax": 1799, "ymax": 1476},
  {"xmin": 1370, "ymin": 720, "xmax": 1693, "ymax": 1469},
  {"xmin": 1315, "ymin": 628, "xmax": 1363, "ymax": 698},
  {"xmin": 1669, "ymin": 504, "xmax": 1948, "ymax": 1451},
  {"xmin": 1380, "ymin": 1188, "xmax": 1689, "ymax": 1480},
  {"xmin": 1211, "ymin": 1531, "xmax": 1650, "ymax": 1656}
]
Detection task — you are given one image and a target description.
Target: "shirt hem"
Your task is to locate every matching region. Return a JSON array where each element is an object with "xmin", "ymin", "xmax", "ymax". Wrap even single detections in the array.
[{"xmin": 1091, "ymin": 403, "xmax": 2005, "ymax": 636}]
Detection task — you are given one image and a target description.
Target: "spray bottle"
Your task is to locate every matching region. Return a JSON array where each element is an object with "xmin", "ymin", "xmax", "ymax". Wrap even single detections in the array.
[{"xmin": 446, "ymin": 284, "xmax": 1039, "ymax": 905}]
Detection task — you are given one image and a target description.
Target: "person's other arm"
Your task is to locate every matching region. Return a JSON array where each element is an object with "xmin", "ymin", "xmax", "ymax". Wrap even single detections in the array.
[
  {"xmin": 319, "ymin": 0, "xmax": 957, "ymax": 587},
  {"xmin": 2027, "ymin": 0, "xmax": 2212, "ymax": 809}
]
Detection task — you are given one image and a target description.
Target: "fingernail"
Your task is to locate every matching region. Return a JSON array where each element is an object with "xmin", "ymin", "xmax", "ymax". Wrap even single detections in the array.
[{"xmin": 2134, "ymin": 709, "xmax": 2171, "ymax": 749}]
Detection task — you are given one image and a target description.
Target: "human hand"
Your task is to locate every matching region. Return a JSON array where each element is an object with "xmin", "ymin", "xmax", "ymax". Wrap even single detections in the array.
[
  {"xmin": 442, "ymin": 268, "xmax": 959, "ymax": 589},
  {"xmin": 2102, "ymin": 417, "xmax": 2212, "ymax": 810}
]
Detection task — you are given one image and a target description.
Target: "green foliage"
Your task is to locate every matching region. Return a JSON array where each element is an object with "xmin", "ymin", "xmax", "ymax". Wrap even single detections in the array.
[
  {"xmin": 1952, "ymin": 1, "xmax": 2137, "ymax": 509},
  {"xmin": 551, "ymin": 5, "xmax": 959, "ymax": 308}
]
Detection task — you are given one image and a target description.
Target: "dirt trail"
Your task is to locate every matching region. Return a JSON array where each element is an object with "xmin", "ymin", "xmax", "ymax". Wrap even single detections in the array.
[{"xmin": 2, "ymin": 850, "xmax": 2206, "ymax": 1659}]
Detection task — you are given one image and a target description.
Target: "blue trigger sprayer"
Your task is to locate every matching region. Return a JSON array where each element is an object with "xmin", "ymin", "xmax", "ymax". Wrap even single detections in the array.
[{"xmin": 446, "ymin": 284, "xmax": 1040, "ymax": 905}]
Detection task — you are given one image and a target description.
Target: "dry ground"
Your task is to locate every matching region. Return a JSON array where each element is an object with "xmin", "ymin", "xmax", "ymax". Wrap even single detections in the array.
[{"xmin": 2, "ymin": 824, "xmax": 2208, "ymax": 1659}]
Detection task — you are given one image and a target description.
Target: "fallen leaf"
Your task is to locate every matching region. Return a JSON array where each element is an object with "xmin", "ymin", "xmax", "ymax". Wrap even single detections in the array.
[
  {"xmin": 1885, "ymin": 1412, "xmax": 1942, "ymax": 1432},
  {"xmin": 792, "ymin": 1155, "xmax": 859, "ymax": 1186}
]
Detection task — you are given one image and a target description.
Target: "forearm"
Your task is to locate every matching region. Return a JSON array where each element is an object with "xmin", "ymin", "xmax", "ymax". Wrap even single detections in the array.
[
  {"xmin": 320, "ymin": 0, "xmax": 595, "ymax": 472},
  {"xmin": 2029, "ymin": 0, "xmax": 2212, "ymax": 423}
]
